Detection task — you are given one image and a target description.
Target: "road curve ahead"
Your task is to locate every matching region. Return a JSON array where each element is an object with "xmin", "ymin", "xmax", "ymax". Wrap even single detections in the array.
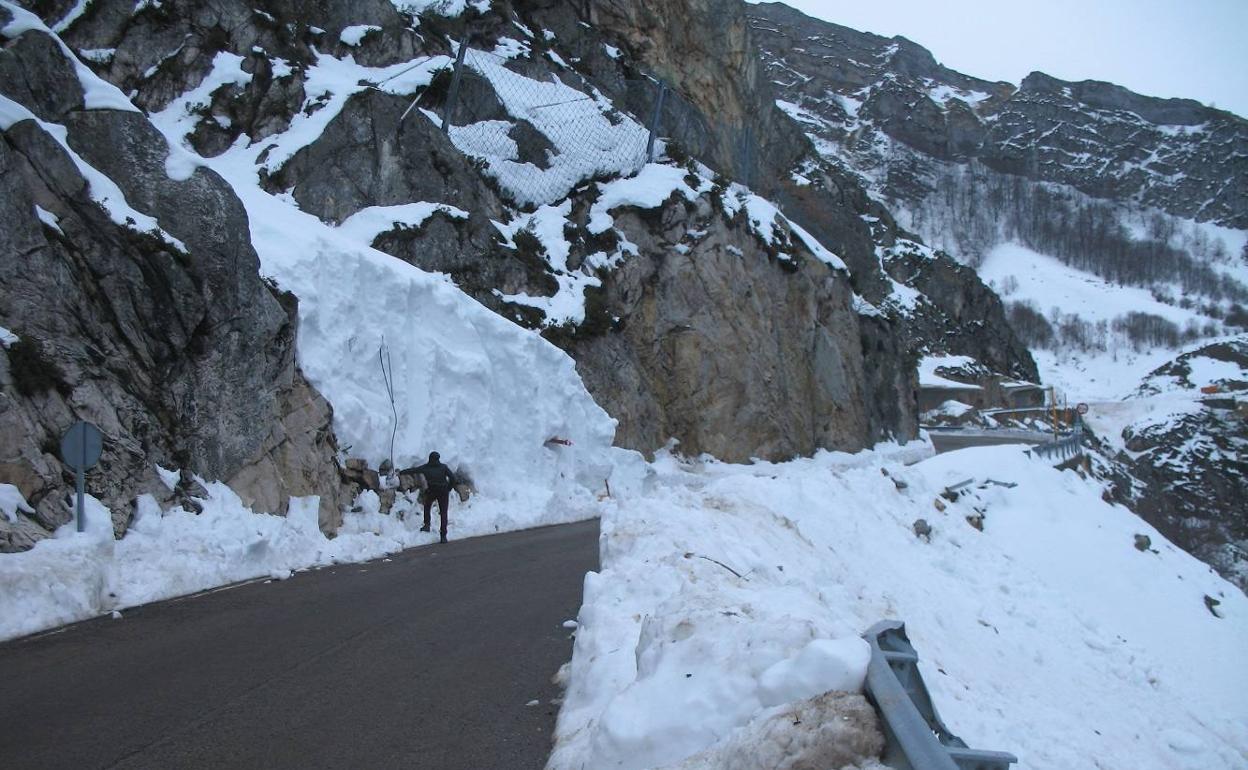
[{"xmin": 0, "ymin": 519, "xmax": 599, "ymax": 770}]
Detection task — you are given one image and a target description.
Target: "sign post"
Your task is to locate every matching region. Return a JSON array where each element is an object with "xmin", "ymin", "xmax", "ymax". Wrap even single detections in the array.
[{"xmin": 59, "ymin": 421, "xmax": 103, "ymax": 532}]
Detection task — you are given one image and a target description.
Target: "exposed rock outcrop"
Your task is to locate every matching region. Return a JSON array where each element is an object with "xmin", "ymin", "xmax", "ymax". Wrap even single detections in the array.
[
  {"xmin": 43, "ymin": 0, "xmax": 924, "ymax": 459},
  {"xmin": 577, "ymin": 0, "xmax": 808, "ymax": 188},
  {"xmin": 0, "ymin": 12, "xmax": 348, "ymax": 548},
  {"xmin": 554, "ymin": 0, "xmax": 1036, "ymax": 381},
  {"xmin": 561, "ymin": 193, "xmax": 916, "ymax": 461},
  {"xmin": 885, "ymin": 244, "xmax": 1037, "ymax": 381},
  {"xmin": 1109, "ymin": 340, "xmax": 1248, "ymax": 590}
]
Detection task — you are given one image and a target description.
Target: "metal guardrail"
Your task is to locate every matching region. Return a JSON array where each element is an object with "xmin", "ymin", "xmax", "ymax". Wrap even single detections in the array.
[
  {"xmin": 1025, "ymin": 419, "xmax": 1086, "ymax": 462},
  {"xmin": 979, "ymin": 406, "xmax": 1050, "ymax": 415},
  {"xmin": 921, "ymin": 426, "xmax": 1048, "ymax": 438},
  {"xmin": 862, "ymin": 621, "xmax": 1018, "ymax": 770}
]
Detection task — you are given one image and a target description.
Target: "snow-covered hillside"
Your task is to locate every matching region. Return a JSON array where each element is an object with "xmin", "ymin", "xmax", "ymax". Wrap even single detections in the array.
[
  {"xmin": 746, "ymin": 1, "xmax": 1248, "ymax": 598},
  {"xmin": 749, "ymin": 3, "xmax": 1248, "ymax": 400},
  {"xmin": 0, "ymin": 0, "xmax": 870, "ymax": 636},
  {"xmin": 551, "ymin": 444, "xmax": 1248, "ymax": 770},
  {"xmin": 980, "ymin": 242, "xmax": 1228, "ymax": 398}
]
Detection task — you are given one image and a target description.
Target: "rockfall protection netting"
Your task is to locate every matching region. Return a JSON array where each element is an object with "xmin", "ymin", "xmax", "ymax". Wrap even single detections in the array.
[{"xmin": 440, "ymin": 46, "xmax": 655, "ymax": 208}]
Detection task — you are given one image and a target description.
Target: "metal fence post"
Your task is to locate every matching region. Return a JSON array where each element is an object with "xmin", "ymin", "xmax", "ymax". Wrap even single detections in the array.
[
  {"xmin": 75, "ymin": 461, "xmax": 85, "ymax": 532},
  {"xmin": 442, "ymin": 40, "xmax": 469, "ymax": 134},
  {"xmin": 645, "ymin": 82, "xmax": 667, "ymax": 162}
]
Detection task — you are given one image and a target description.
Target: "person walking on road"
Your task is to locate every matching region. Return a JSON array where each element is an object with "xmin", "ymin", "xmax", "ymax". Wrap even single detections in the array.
[{"xmin": 416, "ymin": 451, "xmax": 456, "ymax": 543}]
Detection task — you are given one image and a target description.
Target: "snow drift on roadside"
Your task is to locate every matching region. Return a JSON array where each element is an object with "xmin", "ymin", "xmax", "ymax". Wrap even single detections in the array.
[
  {"xmin": 550, "ymin": 443, "xmax": 1248, "ymax": 770},
  {"xmin": 0, "ymin": 464, "xmax": 646, "ymax": 643}
]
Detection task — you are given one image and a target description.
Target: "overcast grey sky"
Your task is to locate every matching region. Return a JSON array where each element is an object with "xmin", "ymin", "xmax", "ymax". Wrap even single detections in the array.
[{"xmin": 749, "ymin": 0, "xmax": 1248, "ymax": 119}]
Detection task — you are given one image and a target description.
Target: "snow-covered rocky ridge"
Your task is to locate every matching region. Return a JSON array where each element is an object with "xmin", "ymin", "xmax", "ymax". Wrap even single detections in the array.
[
  {"xmin": 748, "ymin": 1, "xmax": 1248, "ymax": 230},
  {"xmin": 16, "ymin": 0, "xmax": 1018, "ymax": 470},
  {"xmin": 747, "ymin": 1, "xmax": 1247, "ymax": 368},
  {"xmin": 0, "ymin": 0, "xmax": 630, "ymax": 637},
  {"xmin": 0, "ymin": 0, "xmax": 942, "ymax": 621},
  {"xmin": 1084, "ymin": 337, "xmax": 1248, "ymax": 590}
]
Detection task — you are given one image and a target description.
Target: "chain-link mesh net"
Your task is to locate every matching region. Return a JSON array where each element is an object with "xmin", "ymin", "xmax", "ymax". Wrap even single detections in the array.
[{"xmin": 442, "ymin": 47, "xmax": 653, "ymax": 209}]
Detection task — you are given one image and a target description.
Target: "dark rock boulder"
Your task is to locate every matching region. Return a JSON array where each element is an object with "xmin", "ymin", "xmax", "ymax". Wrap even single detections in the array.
[{"xmin": 266, "ymin": 88, "xmax": 502, "ymax": 222}]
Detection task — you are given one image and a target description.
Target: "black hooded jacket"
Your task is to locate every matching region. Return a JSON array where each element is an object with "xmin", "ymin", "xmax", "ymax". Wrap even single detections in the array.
[{"xmin": 416, "ymin": 459, "xmax": 456, "ymax": 492}]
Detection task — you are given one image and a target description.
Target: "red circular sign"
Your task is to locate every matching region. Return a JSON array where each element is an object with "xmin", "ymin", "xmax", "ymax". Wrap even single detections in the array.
[{"xmin": 1076, "ymin": 402, "xmax": 1089, "ymax": 415}]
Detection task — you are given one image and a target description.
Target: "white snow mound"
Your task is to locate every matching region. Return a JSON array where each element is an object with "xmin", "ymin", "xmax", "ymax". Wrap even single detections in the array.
[{"xmin": 550, "ymin": 443, "xmax": 1248, "ymax": 770}]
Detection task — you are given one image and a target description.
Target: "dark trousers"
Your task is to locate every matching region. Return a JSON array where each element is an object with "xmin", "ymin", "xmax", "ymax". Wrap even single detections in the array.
[{"xmin": 423, "ymin": 489, "xmax": 450, "ymax": 538}]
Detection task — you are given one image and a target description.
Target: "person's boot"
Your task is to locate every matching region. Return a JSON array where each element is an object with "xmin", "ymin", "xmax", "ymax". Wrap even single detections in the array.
[{"xmin": 420, "ymin": 524, "xmax": 430, "ymax": 532}]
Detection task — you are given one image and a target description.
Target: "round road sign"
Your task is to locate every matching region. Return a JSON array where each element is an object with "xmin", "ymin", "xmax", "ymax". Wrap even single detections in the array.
[
  {"xmin": 1076, "ymin": 402, "xmax": 1089, "ymax": 415},
  {"xmin": 60, "ymin": 421, "xmax": 103, "ymax": 471}
]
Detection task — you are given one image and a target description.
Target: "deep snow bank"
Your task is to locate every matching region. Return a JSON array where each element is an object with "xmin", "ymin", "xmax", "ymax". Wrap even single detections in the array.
[
  {"xmin": 246, "ymin": 192, "xmax": 621, "ymax": 503},
  {"xmin": 550, "ymin": 444, "xmax": 1248, "ymax": 770}
]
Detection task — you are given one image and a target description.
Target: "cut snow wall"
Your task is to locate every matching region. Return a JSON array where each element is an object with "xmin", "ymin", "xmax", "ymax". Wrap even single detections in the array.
[{"xmin": 251, "ymin": 204, "xmax": 622, "ymax": 498}]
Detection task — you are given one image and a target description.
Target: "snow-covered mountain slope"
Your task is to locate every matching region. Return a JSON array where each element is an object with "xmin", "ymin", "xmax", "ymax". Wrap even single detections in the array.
[
  {"xmin": 0, "ymin": 0, "xmax": 1003, "ymax": 630},
  {"xmin": 748, "ymin": 1, "xmax": 1248, "ymax": 230},
  {"xmin": 747, "ymin": 2, "xmax": 1248, "ymax": 390},
  {"xmin": 551, "ymin": 444, "xmax": 1248, "ymax": 770},
  {"xmin": 157, "ymin": 82, "xmax": 623, "ymax": 502},
  {"xmin": 33, "ymin": 0, "xmax": 991, "ymax": 464},
  {"xmin": 1085, "ymin": 337, "xmax": 1248, "ymax": 589},
  {"xmin": 980, "ymin": 241, "xmax": 1229, "ymax": 398},
  {"xmin": 1, "ymin": 0, "xmax": 626, "ymax": 495}
]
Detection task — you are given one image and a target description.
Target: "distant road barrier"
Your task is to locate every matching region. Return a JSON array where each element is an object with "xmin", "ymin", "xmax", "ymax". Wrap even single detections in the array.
[
  {"xmin": 862, "ymin": 620, "xmax": 1018, "ymax": 770},
  {"xmin": 1025, "ymin": 418, "xmax": 1086, "ymax": 463}
]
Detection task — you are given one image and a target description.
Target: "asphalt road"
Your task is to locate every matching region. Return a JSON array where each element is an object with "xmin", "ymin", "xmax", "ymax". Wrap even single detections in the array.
[
  {"xmin": 0, "ymin": 519, "xmax": 600, "ymax": 770},
  {"xmin": 928, "ymin": 431, "xmax": 1051, "ymax": 453}
]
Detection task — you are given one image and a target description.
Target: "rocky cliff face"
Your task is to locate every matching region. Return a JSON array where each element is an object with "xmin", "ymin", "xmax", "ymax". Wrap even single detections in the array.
[
  {"xmin": 0, "ymin": 5, "xmax": 348, "ymax": 550},
  {"xmin": 563, "ymin": 0, "xmax": 1037, "ymax": 382},
  {"xmin": 32, "ymin": 0, "xmax": 944, "ymax": 463},
  {"xmin": 553, "ymin": 187, "xmax": 904, "ymax": 461},
  {"xmin": 578, "ymin": 0, "xmax": 807, "ymax": 189}
]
